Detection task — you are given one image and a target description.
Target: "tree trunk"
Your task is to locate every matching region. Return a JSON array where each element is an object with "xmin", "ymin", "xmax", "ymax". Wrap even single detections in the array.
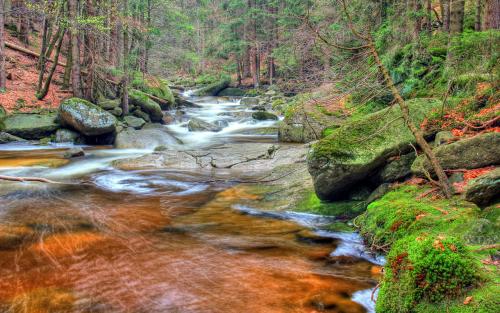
[
  {"xmin": 450, "ymin": 0, "xmax": 465, "ymax": 34},
  {"xmin": 63, "ymin": 37, "xmax": 72, "ymax": 89},
  {"xmin": 414, "ymin": 0, "xmax": 423, "ymax": 38},
  {"xmin": 475, "ymin": 0, "xmax": 483, "ymax": 30},
  {"xmin": 441, "ymin": 0, "xmax": 451, "ymax": 31},
  {"xmin": 426, "ymin": 0, "xmax": 433, "ymax": 32},
  {"xmin": 37, "ymin": 30, "xmax": 66, "ymax": 100},
  {"xmin": 121, "ymin": 0, "xmax": 129, "ymax": 116},
  {"xmin": 0, "ymin": 0, "xmax": 6, "ymax": 90},
  {"xmin": 68, "ymin": 0, "xmax": 82, "ymax": 98},
  {"xmin": 485, "ymin": 0, "xmax": 500, "ymax": 29}
]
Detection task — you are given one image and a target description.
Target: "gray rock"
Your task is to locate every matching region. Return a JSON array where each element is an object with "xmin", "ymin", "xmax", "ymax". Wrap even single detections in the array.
[
  {"xmin": 59, "ymin": 98, "xmax": 116, "ymax": 136},
  {"xmin": 434, "ymin": 130, "xmax": 454, "ymax": 146},
  {"xmin": 98, "ymin": 98, "xmax": 121, "ymax": 110},
  {"xmin": 64, "ymin": 147, "xmax": 85, "ymax": 158},
  {"xmin": 465, "ymin": 168, "xmax": 500, "ymax": 206},
  {"xmin": 0, "ymin": 132, "xmax": 26, "ymax": 144},
  {"xmin": 187, "ymin": 117, "xmax": 222, "ymax": 132},
  {"xmin": 0, "ymin": 113, "xmax": 59, "ymax": 139},
  {"xmin": 128, "ymin": 89, "xmax": 164, "ymax": 122},
  {"xmin": 241, "ymin": 97, "xmax": 260, "ymax": 106},
  {"xmin": 251, "ymin": 105, "xmax": 266, "ymax": 111},
  {"xmin": 374, "ymin": 152, "xmax": 416, "ymax": 184},
  {"xmin": 55, "ymin": 128, "xmax": 83, "ymax": 144},
  {"xmin": 114, "ymin": 124, "xmax": 182, "ymax": 149},
  {"xmin": 366, "ymin": 184, "xmax": 392, "ymax": 204},
  {"xmin": 412, "ymin": 132, "xmax": 500, "ymax": 176},
  {"xmin": 252, "ymin": 111, "xmax": 278, "ymax": 121},
  {"xmin": 111, "ymin": 107, "xmax": 123, "ymax": 117},
  {"xmin": 124, "ymin": 116, "xmax": 146, "ymax": 129},
  {"xmin": 217, "ymin": 88, "xmax": 246, "ymax": 97},
  {"xmin": 132, "ymin": 109, "xmax": 151, "ymax": 122}
]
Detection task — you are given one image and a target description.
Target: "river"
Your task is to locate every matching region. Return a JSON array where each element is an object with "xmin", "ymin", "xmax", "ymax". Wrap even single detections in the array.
[{"xmin": 0, "ymin": 94, "xmax": 382, "ymax": 313}]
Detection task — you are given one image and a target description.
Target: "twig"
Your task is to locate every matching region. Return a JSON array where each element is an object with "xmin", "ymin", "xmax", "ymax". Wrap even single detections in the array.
[
  {"xmin": 0, "ymin": 175, "xmax": 59, "ymax": 184},
  {"xmin": 371, "ymin": 283, "xmax": 381, "ymax": 303}
]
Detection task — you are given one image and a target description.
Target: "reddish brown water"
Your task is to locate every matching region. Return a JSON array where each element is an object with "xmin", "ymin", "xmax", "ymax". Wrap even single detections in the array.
[{"xmin": 0, "ymin": 146, "xmax": 380, "ymax": 313}]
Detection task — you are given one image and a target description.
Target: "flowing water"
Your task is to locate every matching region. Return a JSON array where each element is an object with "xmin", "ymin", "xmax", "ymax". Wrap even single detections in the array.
[{"xmin": 0, "ymin": 95, "xmax": 382, "ymax": 313}]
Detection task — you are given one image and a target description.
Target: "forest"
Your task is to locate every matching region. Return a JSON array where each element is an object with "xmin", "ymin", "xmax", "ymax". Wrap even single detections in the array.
[{"xmin": 0, "ymin": 1, "xmax": 498, "ymax": 313}]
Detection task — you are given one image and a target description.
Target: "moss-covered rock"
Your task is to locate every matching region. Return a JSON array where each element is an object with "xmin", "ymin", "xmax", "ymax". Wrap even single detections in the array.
[
  {"xmin": 218, "ymin": 87, "xmax": 246, "ymax": 97},
  {"xmin": 412, "ymin": 132, "xmax": 500, "ymax": 177},
  {"xmin": 0, "ymin": 113, "xmax": 59, "ymax": 139},
  {"xmin": 0, "ymin": 105, "xmax": 6, "ymax": 120},
  {"xmin": 124, "ymin": 116, "xmax": 146, "ymax": 130},
  {"xmin": 59, "ymin": 98, "xmax": 117, "ymax": 136},
  {"xmin": 372, "ymin": 152, "xmax": 416, "ymax": 184},
  {"xmin": 192, "ymin": 78, "xmax": 230, "ymax": 96},
  {"xmin": 308, "ymin": 98, "xmax": 441, "ymax": 200},
  {"xmin": 54, "ymin": 128, "xmax": 84, "ymax": 144},
  {"xmin": 252, "ymin": 111, "xmax": 278, "ymax": 121},
  {"xmin": 131, "ymin": 73, "xmax": 175, "ymax": 109},
  {"xmin": 465, "ymin": 168, "xmax": 500, "ymax": 206},
  {"xmin": 128, "ymin": 89, "xmax": 164, "ymax": 122},
  {"xmin": 0, "ymin": 132, "xmax": 26, "ymax": 144},
  {"xmin": 97, "ymin": 98, "xmax": 121, "ymax": 110}
]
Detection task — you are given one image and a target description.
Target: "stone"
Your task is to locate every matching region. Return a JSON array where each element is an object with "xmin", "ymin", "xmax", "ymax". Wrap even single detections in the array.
[
  {"xmin": 132, "ymin": 108, "xmax": 151, "ymax": 122},
  {"xmin": 192, "ymin": 79, "xmax": 230, "ymax": 96},
  {"xmin": 64, "ymin": 147, "xmax": 85, "ymax": 158},
  {"xmin": 308, "ymin": 99, "xmax": 441, "ymax": 200},
  {"xmin": 131, "ymin": 75, "xmax": 175, "ymax": 109},
  {"xmin": 124, "ymin": 116, "xmax": 146, "ymax": 129},
  {"xmin": 373, "ymin": 152, "xmax": 416, "ymax": 184},
  {"xmin": 187, "ymin": 117, "xmax": 222, "ymax": 132},
  {"xmin": 111, "ymin": 107, "xmax": 123, "ymax": 117},
  {"xmin": 465, "ymin": 168, "xmax": 500, "ymax": 206},
  {"xmin": 412, "ymin": 132, "xmax": 500, "ymax": 176},
  {"xmin": 366, "ymin": 183, "xmax": 392, "ymax": 204},
  {"xmin": 434, "ymin": 130, "xmax": 454, "ymax": 146},
  {"xmin": 59, "ymin": 98, "xmax": 117, "ymax": 136},
  {"xmin": 251, "ymin": 105, "xmax": 266, "ymax": 111},
  {"xmin": 114, "ymin": 124, "xmax": 182, "ymax": 149},
  {"xmin": 128, "ymin": 89, "xmax": 164, "ymax": 122},
  {"xmin": 0, "ymin": 113, "xmax": 59, "ymax": 139},
  {"xmin": 252, "ymin": 111, "xmax": 278, "ymax": 121},
  {"xmin": 0, "ymin": 132, "xmax": 26, "ymax": 144},
  {"xmin": 162, "ymin": 113, "xmax": 175, "ymax": 125},
  {"xmin": 55, "ymin": 128, "xmax": 82, "ymax": 144},
  {"xmin": 98, "ymin": 98, "xmax": 120, "ymax": 110},
  {"xmin": 217, "ymin": 87, "xmax": 246, "ymax": 97},
  {"xmin": 241, "ymin": 97, "xmax": 260, "ymax": 106}
]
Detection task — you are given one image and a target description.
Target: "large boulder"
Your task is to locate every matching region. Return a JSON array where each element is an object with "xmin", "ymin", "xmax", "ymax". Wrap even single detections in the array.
[
  {"xmin": 0, "ymin": 113, "xmax": 59, "ymax": 139},
  {"xmin": 372, "ymin": 152, "xmax": 416, "ymax": 184},
  {"xmin": 124, "ymin": 116, "xmax": 146, "ymax": 129},
  {"xmin": 192, "ymin": 79, "xmax": 230, "ymax": 96},
  {"xmin": 114, "ymin": 124, "xmax": 182, "ymax": 149},
  {"xmin": 412, "ymin": 132, "xmax": 500, "ymax": 176},
  {"xmin": 187, "ymin": 117, "xmax": 222, "ymax": 132},
  {"xmin": 252, "ymin": 111, "xmax": 278, "ymax": 121},
  {"xmin": 59, "ymin": 98, "xmax": 117, "ymax": 136},
  {"xmin": 465, "ymin": 168, "xmax": 500, "ymax": 206},
  {"xmin": 308, "ymin": 99, "xmax": 441, "ymax": 201},
  {"xmin": 128, "ymin": 89, "xmax": 164, "ymax": 122},
  {"xmin": 131, "ymin": 74, "xmax": 175, "ymax": 109}
]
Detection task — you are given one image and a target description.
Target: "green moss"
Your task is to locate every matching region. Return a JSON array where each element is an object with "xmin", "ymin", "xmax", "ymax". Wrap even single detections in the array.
[
  {"xmin": 295, "ymin": 191, "xmax": 365, "ymax": 219},
  {"xmin": 131, "ymin": 72, "xmax": 175, "ymax": 106}
]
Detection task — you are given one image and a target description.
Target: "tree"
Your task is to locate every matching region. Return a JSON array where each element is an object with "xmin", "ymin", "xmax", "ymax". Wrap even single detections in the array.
[
  {"xmin": 68, "ymin": 0, "xmax": 83, "ymax": 97},
  {"xmin": 0, "ymin": 0, "xmax": 6, "ymax": 91}
]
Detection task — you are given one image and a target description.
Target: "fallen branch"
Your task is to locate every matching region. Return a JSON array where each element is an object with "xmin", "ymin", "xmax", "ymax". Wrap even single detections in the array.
[
  {"xmin": 0, "ymin": 175, "xmax": 59, "ymax": 184},
  {"xmin": 371, "ymin": 283, "xmax": 381, "ymax": 303},
  {"xmin": 6, "ymin": 41, "xmax": 66, "ymax": 67}
]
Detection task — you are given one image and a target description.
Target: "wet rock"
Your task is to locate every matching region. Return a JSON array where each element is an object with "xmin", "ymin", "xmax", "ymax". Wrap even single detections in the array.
[
  {"xmin": 0, "ymin": 113, "xmax": 59, "ymax": 139},
  {"xmin": 97, "ymin": 98, "xmax": 120, "ymax": 110},
  {"xmin": 128, "ymin": 89, "xmax": 164, "ymax": 122},
  {"xmin": 366, "ymin": 183, "xmax": 392, "ymax": 204},
  {"xmin": 132, "ymin": 108, "xmax": 151, "ymax": 122},
  {"xmin": 217, "ymin": 87, "xmax": 246, "ymax": 97},
  {"xmin": 412, "ymin": 132, "xmax": 500, "ymax": 177},
  {"xmin": 214, "ymin": 120, "xmax": 229, "ymax": 128},
  {"xmin": 162, "ymin": 112, "xmax": 175, "ymax": 125},
  {"xmin": 465, "ymin": 168, "xmax": 500, "ymax": 206},
  {"xmin": 308, "ymin": 99, "xmax": 441, "ymax": 200},
  {"xmin": 251, "ymin": 105, "xmax": 266, "ymax": 111},
  {"xmin": 54, "ymin": 128, "xmax": 83, "ymax": 144},
  {"xmin": 111, "ymin": 107, "xmax": 123, "ymax": 117},
  {"xmin": 114, "ymin": 124, "xmax": 182, "ymax": 149},
  {"xmin": 124, "ymin": 116, "xmax": 146, "ymax": 129},
  {"xmin": 131, "ymin": 75, "xmax": 175, "ymax": 109},
  {"xmin": 188, "ymin": 117, "xmax": 222, "ymax": 132},
  {"xmin": 59, "ymin": 98, "xmax": 116, "ymax": 136},
  {"xmin": 295, "ymin": 230, "xmax": 336, "ymax": 245},
  {"xmin": 0, "ymin": 132, "xmax": 26, "ymax": 144},
  {"xmin": 192, "ymin": 79, "xmax": 230, "ymax": 96},
  {"xmin": 434, "ymin": 130, "xmax": 454, "ymax": 146},
  {"xmin": 241, "ymin": 97, "xmax": 260, "ymax": 106},
  {"xmin": 64, "ymin": 147, "xmax": 85, "ymax": 158},
  {"xmin": 252, "ymin": 111, "xmax": 278, "ymax": 121}
]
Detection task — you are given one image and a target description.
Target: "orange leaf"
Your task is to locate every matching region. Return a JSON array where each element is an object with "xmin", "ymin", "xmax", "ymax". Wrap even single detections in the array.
[{"xmin": 463, "ymin": 296, "xmax": 473, "ymax": 305}]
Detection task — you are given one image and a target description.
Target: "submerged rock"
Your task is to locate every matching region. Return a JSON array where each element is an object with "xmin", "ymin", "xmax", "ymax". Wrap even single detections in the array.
[
  {"xmin": 0, "ymin": 113, "xmax": 59, "ymax": 139},
  {"xmin": 308, "ymin": 99, "xmax": 441, "ymax": 200},
  {"xmin": 128, "ymin": 89, "xmax": 164, "ymax": 122},
  {"xmin": 64, "ymin": 147, "xmax": 85, "ymax": 158},
  {"xmin": 59, "ymin": 98, "xmax": 117, "ymax": 136},
  {"xmin": 114, "ymin": 124, "xmax": 181, "ymax": 149},
  {"xmin": 187, "ymin": 117, "xmax": 222, "ymax": 132},
  {"xmin": 412, "ymin": 132, "xmax": 500, "ymax": 176},
  {"xmin": 465, "ymin": 168, "xmax": 500, "ymax": 206}
]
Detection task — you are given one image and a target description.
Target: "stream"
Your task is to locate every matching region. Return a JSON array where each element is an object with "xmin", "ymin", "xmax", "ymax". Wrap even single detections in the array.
[{"xmin": 0, "ymin": 95, "xmax": 382, "ymax": 313}]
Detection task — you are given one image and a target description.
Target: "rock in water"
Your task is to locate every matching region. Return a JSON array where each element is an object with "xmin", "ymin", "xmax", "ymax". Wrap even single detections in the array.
[
  {"xmin": 252, "ymin": 111, "xmax": 278, "ymax": 121},
  {"xmin": 59, "ymin": 98, "xmax": 117, "ymax": 136},
  {"xmin": 217, "ymin": 87, "xmax": 246, "ymax": 97},
  {"xmin": 0, "ymin": 113, "xmax": 59, "ymax": 139},
  {"xmin": 114, "ymin": 124, "xmax": 182, "ymax": 149},
  {"xmin": 187, "ymin": 117, "xmax": 222, "ymax": 132},
  {"xmin": 124, "ymin": 116, "xmax": 146, "ymax": 129},
  {"xmin": 64, "ymin": 147, "xmax": 85, "ymax": 158},
  {"xmin": 465, "ymin": 168, "xmax": 500, "ymax": 206},
  {"xmin": 128, "ymin": 89, "xmax": 164, "ymax": 122},
  {"xmin": 241, "ymin": 97, "xmax": 260, "ymax": 106},
  {"xmin": 411, "ymin": 132, "xmax": 500, "ymax": 176},
  {"xmin": 307, "ymin": 99, "xmax": 441, "ymax": 201}
]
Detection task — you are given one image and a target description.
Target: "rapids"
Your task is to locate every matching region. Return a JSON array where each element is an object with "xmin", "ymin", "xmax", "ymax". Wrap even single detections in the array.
[{"xmin": 0, "ymin": 94, "xmax": 382, "ymax": 313}]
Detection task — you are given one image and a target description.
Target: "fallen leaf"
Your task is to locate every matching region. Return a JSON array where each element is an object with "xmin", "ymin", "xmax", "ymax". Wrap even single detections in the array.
[{"xmin": 463, "ymin": 296, "xmax": 473, "ymax": 305}]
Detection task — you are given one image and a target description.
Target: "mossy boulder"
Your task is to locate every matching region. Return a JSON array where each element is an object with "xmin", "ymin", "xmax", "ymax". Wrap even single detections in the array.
[
  {"xmin": 252, "ymin": 111, "xmax": 278, "ymax": 121},
  {"xmin": 465, "ymin": 168, "xmax": 500, "ymax": 206},
  {"xmin": 372, "ymin": 152, "xmax": 416, "ymax": 184},
  {"xmin": 0, "ymin": 132, "xmax": 26, "ymax": 144},
  {"xmin": 308, "ymin": 99, "xmax": 441, "ymax": 200},
  {"xmin": 0, "ymin": 113, "xmax": 59, "ymax": 139},
  {"xmin": 218, "ymin": 87, "xmax": 246, "ymax": 97},
  {"xmin": 131, "ymin": 74, "xmax": 175, "ymax": 109},
  {"xmin": 412, "ymin": 132, "xmax": 500, "ymax": 177},
  {"xmin": 59, "ymin": 98, "xmax": 117, "ymax": 136},
  {"xmin": 128, "ymin": 89, "xmax": 164, "ymax": 122},
  {"xmin": 124, "ymin": 116, "xmax": 146, "ymax": 130},
  {"xmin": 97, "ymin": 98, "xmax": 121, "ymax": 110},
  {"xmin": 0, "ymin": 105, "xmax": 6, "ymax": 120},
  {"xmin": 192, "ymin": 78, "xmax": 230, "ymax": 96}
]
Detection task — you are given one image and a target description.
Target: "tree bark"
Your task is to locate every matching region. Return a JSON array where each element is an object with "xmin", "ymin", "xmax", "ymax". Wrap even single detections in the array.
[
  {"xmin": 37, "ymin": 29, "xmax": 66, "ymax": 100},
  {"xmin": 63, "ymin": 37, "xmax": 72, "ymax": 89},
  {"xmin": 485, "ymin": 0, "xmax": 500, "ymax": 29},
  {"xmin": 0, "ymin": 0, "xmax": 6, "ymax": 90},
  {"xmin": 121, "ymin": 0, "xmax": 129, "ymax": 116},
  {"xmin": 441, "ymin": 0, "xmax": 451, "ymax": 31},
  {"xmin": 68, "ymin": 0, "xmax": 82, "ymax": 97},
  {"xmin": 450, "ymin": 0, "xmax": 465, "ymax": 34},
  {"xmin": 475, "ymin": 0, "xmax": 483, "ymax": 30}
]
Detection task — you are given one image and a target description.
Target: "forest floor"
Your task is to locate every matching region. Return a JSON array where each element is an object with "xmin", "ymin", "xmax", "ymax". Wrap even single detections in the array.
[{"xmin": 0, "ymin": 32, "xmax": 68, "ymax": 113}]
